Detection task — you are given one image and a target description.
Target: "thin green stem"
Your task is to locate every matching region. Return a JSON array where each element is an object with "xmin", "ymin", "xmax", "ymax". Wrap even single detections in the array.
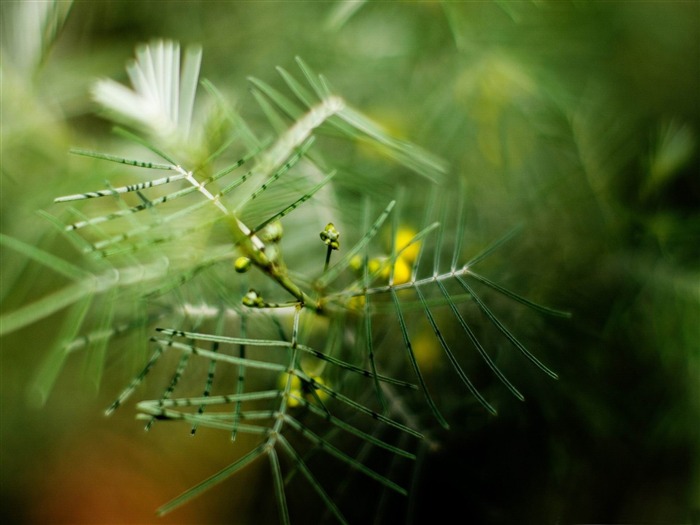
[{"xmin": 324, "ymin": 245, "xmax": 332, "ymax": 272}]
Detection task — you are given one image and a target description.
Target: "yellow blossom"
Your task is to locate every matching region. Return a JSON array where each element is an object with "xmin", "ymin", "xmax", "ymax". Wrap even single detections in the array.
[
  {"xmin": 395, "ymin": 227, "xmax": 420, "ymax": 262},
  {"xmin": 279, "ymin": 373, "xmax": 329, "ymax": 408}
]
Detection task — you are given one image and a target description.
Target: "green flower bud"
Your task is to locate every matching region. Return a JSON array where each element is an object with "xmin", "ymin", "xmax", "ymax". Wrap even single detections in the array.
[{"xmin": 234, "ymin": 256, "xmax": 252, "ymax": 273}]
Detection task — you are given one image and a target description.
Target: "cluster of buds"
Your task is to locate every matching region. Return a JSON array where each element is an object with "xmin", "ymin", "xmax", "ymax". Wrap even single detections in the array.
[
  {"xmin": 319, "ymin": 222, "xmax": 340, "ymax": 250},
  {"xmin": 320, "ymin": 222, "xmax": 340, "ymax": 271}
]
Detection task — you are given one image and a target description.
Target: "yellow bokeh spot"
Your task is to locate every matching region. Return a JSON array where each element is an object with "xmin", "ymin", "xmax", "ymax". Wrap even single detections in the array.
[
  {"xmin": 368, "ymin": 257, "xmax": 391, "ymax": 280},
  {"xmin": 367, "ymin": 255, "xmax": 413, "ymax": 284},
  {"xmin": 349, "ymin": 254, "xmax": 364, "ymax": 273},
  {"xmin": 411, "ymin": 330, "xmax": 441, "ymax": 374},
  {"xmin": 392, "ymin": 256, "xmax": 412, "ymax": 285},
  {"xmin": 346, "ymin": 295, "xmax": 366, "ymax": 311},
  {"xmin": 395, "ymin": 227, "xmax": 420, "ymax": 262}
]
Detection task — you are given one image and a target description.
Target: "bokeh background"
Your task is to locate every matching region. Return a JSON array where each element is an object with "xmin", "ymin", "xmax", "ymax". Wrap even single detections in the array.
[{"xmin": 2, "ymin": 1, "xmax": 699, "ymax": 523}]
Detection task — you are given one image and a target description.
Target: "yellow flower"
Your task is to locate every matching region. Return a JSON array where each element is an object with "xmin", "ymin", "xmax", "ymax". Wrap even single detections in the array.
[
  {"xmin": 367, "ymin": 254, "xmax": 412, "ymax": 285},
  {"xmin": 279, "ymin": 373, "xmax": 329, "ymax": 408},
  {"xmin": 392, "ymin": 256, "xmax": 412, "ymax": 285},
  {"xmin": 395, "ymin": 227, "xmax": 420, "ymax": 263}
]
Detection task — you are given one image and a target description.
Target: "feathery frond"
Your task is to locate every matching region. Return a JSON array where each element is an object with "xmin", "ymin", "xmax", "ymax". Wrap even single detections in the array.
[{"xmin": 3, "ymin": 39, "xmax": 569, "ymax": 524}]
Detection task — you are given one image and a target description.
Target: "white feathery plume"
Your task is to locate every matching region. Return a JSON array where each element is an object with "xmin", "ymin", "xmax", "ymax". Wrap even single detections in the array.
[{"xmin": 92, "ymin": 40, "xmax": 202, "ymax": 143}]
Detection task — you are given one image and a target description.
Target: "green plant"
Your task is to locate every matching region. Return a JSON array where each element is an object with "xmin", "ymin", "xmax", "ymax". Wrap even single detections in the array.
[
  {"xmin": 0, "ymin": 37, "xmax": 572, "ymax": 524},
  {"xmin": 5, "ymin": 1, "xmax": 700, "ymax": 522}
]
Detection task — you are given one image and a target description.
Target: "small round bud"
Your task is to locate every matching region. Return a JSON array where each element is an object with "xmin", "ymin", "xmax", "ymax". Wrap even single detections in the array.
[
  {"xmin": 259, "ymin": 221, "xmax": 284, "ymax": 243},
  {"xmin": 242, "ymin": 289, "xmax": 264, "ymax": 307},
  {"xmin": 234, "ymin": 256, "xmax": 251, "ymax": 273}
]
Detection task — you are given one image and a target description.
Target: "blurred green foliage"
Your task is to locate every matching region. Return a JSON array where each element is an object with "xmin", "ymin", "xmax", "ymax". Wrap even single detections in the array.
[{"xmin": 2, "ymin": 1, "xmax": 698, "ymax": 523}]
